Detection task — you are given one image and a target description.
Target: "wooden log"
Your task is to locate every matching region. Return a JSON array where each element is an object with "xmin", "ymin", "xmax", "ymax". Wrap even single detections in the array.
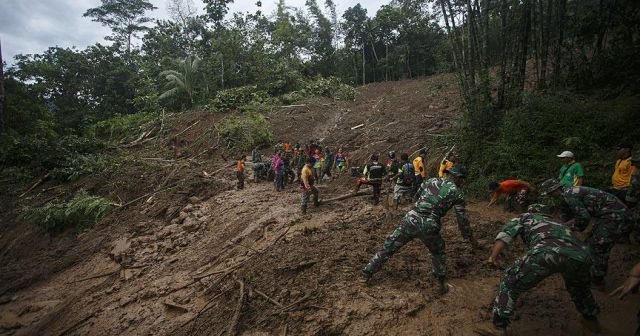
[{"xmin": 320, "ymin": 190, "xmax": 370, "ymax": 204}]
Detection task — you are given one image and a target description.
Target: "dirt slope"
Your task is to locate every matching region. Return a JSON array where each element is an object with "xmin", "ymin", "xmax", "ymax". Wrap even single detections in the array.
[{"xmin": 0, "ymin": 74, "xmax": 637, "ymax": 335}]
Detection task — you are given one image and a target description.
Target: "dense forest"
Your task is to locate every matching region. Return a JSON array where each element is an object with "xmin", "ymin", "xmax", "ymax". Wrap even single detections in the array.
[{"xmin": 1, "ymin": 0, "xmax": 639, "ymax": 193}]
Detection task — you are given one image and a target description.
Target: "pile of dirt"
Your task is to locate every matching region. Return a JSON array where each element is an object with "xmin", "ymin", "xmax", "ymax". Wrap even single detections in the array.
[{"xmin": 0, "ymin": 74, "xmax": 637, "ymax": 335}]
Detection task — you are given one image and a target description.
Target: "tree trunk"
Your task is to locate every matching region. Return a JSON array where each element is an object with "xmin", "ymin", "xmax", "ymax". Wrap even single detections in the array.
[
  {"xmin": 362, "ymin": 43, "xmax": 365, "ymax": 85},
  {"xmin": 0, "ymin": 39, "xmax": 4, "ymax": 131},
  {"xmin": 221, "ymin": 56, "xmax": 225, "ymax": 90},
  {"xmin": 385, "ymin": 44, "xmax": 389, "ymax": 82},
  {"xmin": 515, "ymin": 0, "xmax": 532, "ymax": 101},
  {"xmin": 551, "ymin": 0, "xmax": 567, "ymax": 87}
]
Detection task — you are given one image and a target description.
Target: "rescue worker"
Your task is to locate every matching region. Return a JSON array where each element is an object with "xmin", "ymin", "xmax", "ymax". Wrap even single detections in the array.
[
  {"xmin": 355, "ymin": 154, "xmax": 386, "ymax": 205},
  {"xmin": 608, "ymin": 143, "xmax": 636, "ymax": 202},
  {"xmin": 474, "ymin": 204, "xmax": 600, "ymax": 335},
  {"xmin": 300, "ymin": 157, "xmax": 319, "ymax": 215},
  {"xmin": 392, "ymin": 153, "xmax": 415, "ymax": 210},
  {"xmin": 413, "ymin": 149, "xmax": 427, "ymax": 199},
  {"xmin": 487, "ymin": 179, "xmax": 533, "ymax": 212},
  {"xmin": 438, "ymin": 152, "xmax": 456, "ymax": 178},
  {"xmin": 386, "ymin": 151, "xmax": 400, "ymax": 181},
  {"xmin": 541, "ymin": 178, "xmax": 627, "ymax": 289},
  {"xmin": 236, "ymin": 156, "xmax": 245, "ymax": 189},
  {"xmin": 625, "ymin": 150, "xmax": 640, "ymax": 242},
  {"xmin": 272, "ymin": 152, "xmax": 285, "ymax": 192},
  {"xmin": 361, "ymin": 165, "xmax": 478, "ymax": 294},
  {"xmin": 334, "ymin": 147, "xmax": 348, "ymax": 173}
]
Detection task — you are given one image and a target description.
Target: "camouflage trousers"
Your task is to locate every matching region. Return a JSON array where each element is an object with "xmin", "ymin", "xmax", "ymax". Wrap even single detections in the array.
[
  {"xmin": 586, "ymin": 211, "xmax": 624, "ymax": 280},
  {"xmin": 300, "ymin": 186, "xmax": 319, "ymax": 214},
  {"xmin": 363, "ymin": 211, "xmax": 445, "ymax": 279},
  {"xmin": 493, "ymin": 251, "xmax": 599, "ymax": 323}
]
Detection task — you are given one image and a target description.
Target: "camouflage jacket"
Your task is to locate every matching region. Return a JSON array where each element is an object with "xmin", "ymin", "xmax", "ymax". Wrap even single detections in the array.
[
  {"xmin": 625, "ymin": 170, "xmax": 639, "ymax": 204},
  {"xmin": 414, "ymin": 177, "xmax": 470, "ymax": 234},
  {"xmin": 561, "ymin": 186, "xmax": 626, "ymax": 230},
  {"xmin": 496, "ymin": 213, "xmax": 590, "ymax": 262}
]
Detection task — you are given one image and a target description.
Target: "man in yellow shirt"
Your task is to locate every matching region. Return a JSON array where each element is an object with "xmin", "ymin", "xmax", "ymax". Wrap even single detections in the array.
[
  {"xmin": 301, "ymin": 157, "xmax": 320, "ymax": 215},
  {"xmin": 438, "ymin": 152, "xmax": 456, "ymax": 178},
  {"xmin": 412, "ymin": 149, "xmax": 427, "ymax": 197},
  {"xmin": 609, "ymin": 143, "xmax": 636, "ymax": 201}
]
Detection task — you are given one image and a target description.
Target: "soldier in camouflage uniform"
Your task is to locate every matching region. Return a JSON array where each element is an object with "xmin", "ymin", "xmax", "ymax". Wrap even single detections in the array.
[
  {"xmin": 361, "ymin": 165, "xmax": 478, "ymax": 294},
  {"xmin": 625, "ymin": 151, "xmax": 640, "ymax": 241},
  {"xmin": 541, "ymin": 178, "xmax": 626, "ymax": 288},
  {"xmin": 474, "ymin": 204, "xmax": 600, "ymax": 336}
]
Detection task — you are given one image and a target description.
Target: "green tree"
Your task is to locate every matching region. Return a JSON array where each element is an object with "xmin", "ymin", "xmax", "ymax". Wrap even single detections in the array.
[
  {"xmin": 159, "ymin": 55, "xmax": 202, "ymax": 106},
  {"xmin": 83, "ymin": 0, "xmax": 157, "ymax": 54}
]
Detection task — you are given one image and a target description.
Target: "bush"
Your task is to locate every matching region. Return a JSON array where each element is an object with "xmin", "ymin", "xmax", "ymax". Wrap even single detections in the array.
[
  {"xmin": 463, "ymin": 94, "xmax": 640, "ymax": 196},
  {"xmin": 209, "ymin": 86, "xmax": 270, "ymax": 112},
  {"xmin": 219, "ymin": 113, "xmax": 273, "ymax": 153},
  {"xmin": 299, "ymin": 76, "xmax": 358, "ymax": 101},
  {"xmin": 87, "ymin": 112, "xmax": 158, "ymax": 142},
  {"xmin": 20, "ymin": 189, "xmax": 113, "ymax": 233}
]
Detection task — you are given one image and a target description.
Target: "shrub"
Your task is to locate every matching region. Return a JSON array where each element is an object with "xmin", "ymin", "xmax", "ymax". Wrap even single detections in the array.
[
  {"xmin": 299, "ymin": 76, "xmax": 358, "ymax": 101},
  {"xmin": 462, "ymin": 94, "xmax": 640, "ymax": 196},
  {"xmin": 87, "ymin": 112, "xmax": 158, "ymax": 142},
  {"xmin": 219, "ymin": 113, "xmax": 273, "ymax": 153},
  {"xmin": 209, "ymin": 86, "xmax": 270, "ymax": 112},
  {"xmin": 20, "ymin": 189, "xmax": 113, "ymax": 233}
]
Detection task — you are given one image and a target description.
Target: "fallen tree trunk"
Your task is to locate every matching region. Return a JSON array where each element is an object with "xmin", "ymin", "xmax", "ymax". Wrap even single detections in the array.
[{"xmin": 320, "ymin": 190, "xmax": 370, "ymax": 204}]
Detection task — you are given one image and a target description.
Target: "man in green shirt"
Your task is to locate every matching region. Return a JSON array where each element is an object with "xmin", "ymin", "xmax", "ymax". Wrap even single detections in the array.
[{"xmin": 557, "ymin": 150, "xmax": 585, "ymax": 186}]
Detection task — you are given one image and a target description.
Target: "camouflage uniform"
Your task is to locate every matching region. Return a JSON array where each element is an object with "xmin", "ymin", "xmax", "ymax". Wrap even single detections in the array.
[
  {"xmin": 491, "ymin": 212, "xmax": 599, "ymax": 326},
  {"xmin": 561, "ymin": 186, "xmax": 626, "ymax": 280},
  {"xmin": 625, "ymin": 170, "xmax": 640, "ymax": 237},
  {"xmin": 363, "ymin": 177, "xmax": 473, "ymax": 280}
]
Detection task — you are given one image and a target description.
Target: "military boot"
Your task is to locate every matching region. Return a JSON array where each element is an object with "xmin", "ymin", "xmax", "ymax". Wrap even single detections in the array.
[
  {"xmin": 473, "ymin": 322, "xmax": 507, "ymax": 335},
  {"xmin": 359, "ymin": 270, "xmax": 372, "ymax": 286}
]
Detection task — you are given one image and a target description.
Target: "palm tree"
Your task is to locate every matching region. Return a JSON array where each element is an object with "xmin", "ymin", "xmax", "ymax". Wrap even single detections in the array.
[{"xmin": 159, "ymin": 55, "xmax": 201, "ymax": 105}]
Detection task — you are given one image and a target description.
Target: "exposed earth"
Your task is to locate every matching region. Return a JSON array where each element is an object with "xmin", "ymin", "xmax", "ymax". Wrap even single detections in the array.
[{"xmin": 0, "ymin": 74, "xmax": 637, "ymax": 335}]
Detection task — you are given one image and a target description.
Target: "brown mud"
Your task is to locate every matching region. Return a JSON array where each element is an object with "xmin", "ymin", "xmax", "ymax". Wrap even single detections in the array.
[{"xmin": 0, "ymin": 74, "xmax": 637, "ymax": 335}]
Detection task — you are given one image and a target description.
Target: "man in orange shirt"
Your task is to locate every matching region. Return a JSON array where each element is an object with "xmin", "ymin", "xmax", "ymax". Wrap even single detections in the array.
[
  {"xmin": 488, "ymin": 179, "xmax": 532, "ymax": 212},
  {"xmin": 608, "ymin": 143, "xmax": 636, "ymax": 201},
  {"xmin": 236, "ymin": 157, "xmax": 246, "ymax": 190}
]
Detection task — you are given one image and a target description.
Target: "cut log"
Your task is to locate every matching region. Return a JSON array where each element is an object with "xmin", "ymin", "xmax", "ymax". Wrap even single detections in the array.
[{"xmin": 320, "ymin": 190, "xmax": 370, "ymax": 204}]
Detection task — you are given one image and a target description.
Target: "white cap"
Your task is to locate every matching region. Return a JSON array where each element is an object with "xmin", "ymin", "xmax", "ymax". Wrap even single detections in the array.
[{"xmin": 557, "ymin": 151, "xmax": 574, "ymax": 158}]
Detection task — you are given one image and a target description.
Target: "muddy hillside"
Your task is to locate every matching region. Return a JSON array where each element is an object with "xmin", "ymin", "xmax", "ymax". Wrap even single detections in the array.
[{"xmin": 0, "ymin": 74, "xmax": 637, "ymax": 335}]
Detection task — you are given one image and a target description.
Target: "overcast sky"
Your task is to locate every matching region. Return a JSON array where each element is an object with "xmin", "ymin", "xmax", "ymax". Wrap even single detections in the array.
[{"xmin": 0, "ymin": 0, "xmax": 388, "ymax": 63}]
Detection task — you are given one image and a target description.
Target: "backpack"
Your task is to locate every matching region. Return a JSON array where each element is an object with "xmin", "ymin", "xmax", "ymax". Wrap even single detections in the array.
[{"xmin": 401, "ymin": 163, "xmax": 415, "ymax": 185}]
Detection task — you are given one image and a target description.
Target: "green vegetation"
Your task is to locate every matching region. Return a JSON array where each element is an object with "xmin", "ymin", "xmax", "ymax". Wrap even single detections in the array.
[
  {"xmin": 463, "ymin": 94, "xmax": 640, "ymax": 196},
  {"xmin": 20, "ymin": 190, "xmax": 114, "ymax": 233},
  {"xmin": 219, "ymin": 113, "xmax": 274, "ymax": 153}
]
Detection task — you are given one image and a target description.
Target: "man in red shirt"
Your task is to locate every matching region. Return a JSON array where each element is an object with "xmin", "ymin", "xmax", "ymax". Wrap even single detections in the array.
[{"xmin": 488, "ymin": 180, "xmax": 532, "ymax": 212}]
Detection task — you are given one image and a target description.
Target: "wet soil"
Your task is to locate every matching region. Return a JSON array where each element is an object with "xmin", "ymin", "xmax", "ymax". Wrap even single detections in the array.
[{"xmin": 0, "ymin": 75, "xmax": 637, "ymax": 335}]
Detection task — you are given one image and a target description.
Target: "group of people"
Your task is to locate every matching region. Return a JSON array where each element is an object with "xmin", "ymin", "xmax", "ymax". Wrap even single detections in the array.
[
  {"xmin": 236, "ymin": 140, "xmax": 640, "ymax": 334},
  {"xmin": 360, "ymin": 144, "xmax": 639, "ymax": 335}
]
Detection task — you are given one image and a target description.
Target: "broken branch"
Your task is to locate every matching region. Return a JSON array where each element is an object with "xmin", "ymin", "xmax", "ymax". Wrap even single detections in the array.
[{"xmin": 228, "ymin": 279, "xmax": 246, "ymax": 336}]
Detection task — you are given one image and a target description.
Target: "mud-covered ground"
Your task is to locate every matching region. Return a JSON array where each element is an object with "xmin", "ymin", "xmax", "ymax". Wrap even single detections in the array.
[{"xmin": 0, "ymin": 75, "xmax": 637, "ymax": 335}]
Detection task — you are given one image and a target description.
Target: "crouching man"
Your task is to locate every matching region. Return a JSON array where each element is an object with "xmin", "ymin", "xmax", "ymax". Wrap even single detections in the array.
[{"xmin": 474, "ymin": 204, "xmax": 600, "ymax": 335}]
